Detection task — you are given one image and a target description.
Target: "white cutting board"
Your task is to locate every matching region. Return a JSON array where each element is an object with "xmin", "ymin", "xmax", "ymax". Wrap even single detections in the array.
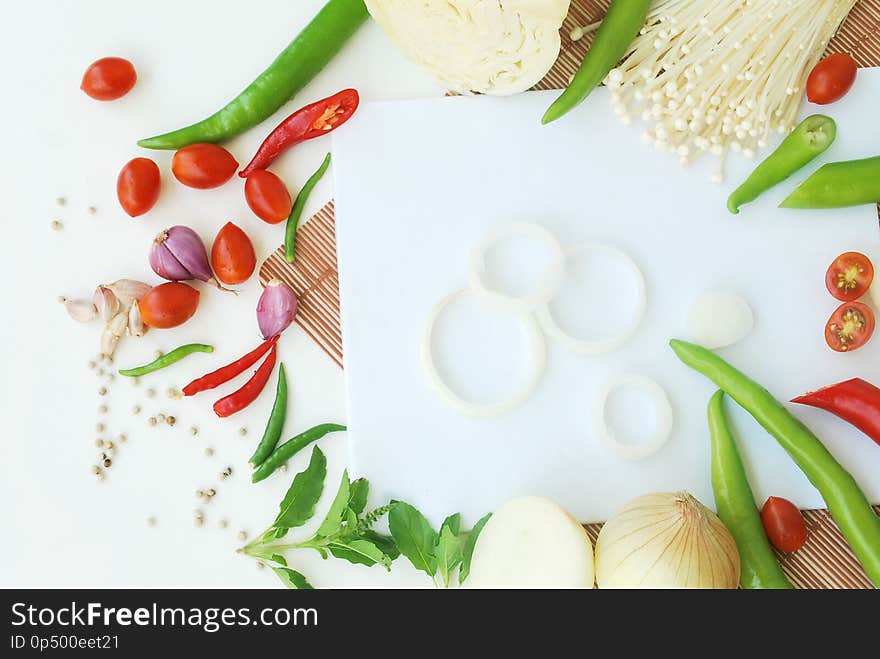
[{"xmin": 333, "ymin": 70, "xmax": 880, "ymax": 524}]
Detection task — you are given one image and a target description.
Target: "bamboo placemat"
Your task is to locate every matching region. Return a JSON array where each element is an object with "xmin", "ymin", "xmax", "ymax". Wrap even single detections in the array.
[{"xmin": 260, "ymin": 1, "xmax": 880, "ymax": 588}]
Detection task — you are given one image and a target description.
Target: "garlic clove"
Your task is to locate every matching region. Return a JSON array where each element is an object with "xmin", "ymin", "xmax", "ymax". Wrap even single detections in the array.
[
  {"xmin": 65, "ymin": 299, "xmax": 98, "ymax": 323},
  {"xmin": 94, "ymin": 286, "xmax": 121, "ymax": 321},
  {"xmin": 106, "ymin": 279, "xmax": 151, "ymax": 306},
  {"xmin": 128, "ymin": 302, "xmax": 147, "ymax": 337},
  {"xmin": 108, "ymin": 311, "xmax": 129, "ymax": 338},
  {"xmin": 100, "ymin": 326, "xmax": 120, "ymax": 357}
]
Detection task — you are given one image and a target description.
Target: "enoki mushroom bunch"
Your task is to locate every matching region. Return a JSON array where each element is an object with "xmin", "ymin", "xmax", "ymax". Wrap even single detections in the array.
[{"xmin": 602, "ymin": 0, "xmax": 856, "ymax": 180}]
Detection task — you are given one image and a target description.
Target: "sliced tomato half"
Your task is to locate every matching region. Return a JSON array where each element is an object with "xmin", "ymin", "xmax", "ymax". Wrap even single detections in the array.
[
  {"xmin": 825, "ymin": 301, "xmax": 875, "ymax": 352},
  {"xmin": 825, "ymin": 251, "xmax": 874, "ymax": 301}
]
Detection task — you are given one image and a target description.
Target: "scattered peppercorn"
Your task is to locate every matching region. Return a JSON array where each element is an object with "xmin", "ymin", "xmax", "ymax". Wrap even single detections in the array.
[
  {"xmin": 96, "ymin": 423, "xmax": 105, "ymax": 432},
  {"xmin": 166, "ymin": 416, "xmax": 176, "ymax": 426},
  {"xmin": 237, "ymin": 531, "xmax": 248, "ymax": 541},
  {"xmin": 148, "ymin": 417, "xmax": 157, "ymax": 426},
  {"xmin": 51, "ymin": 220, "xmax": 62, "ymax": 231},
  {"xmin": 146, "ymin": 388, "xmax": 156, "ymax": 398},
  {"xmin": 239, "ymin": 427, "xmax": 248, "ymax": 436},
  {"xmin": 132, "ymin": 405, "xmax": 141, "ymax": 415},
  {"xmin": 189, "ymin": 426, "xmax": 199, "ymax": 436},
  {"xmin": 98, "ymin": 387, "xmax": 107, "ymax": 396},
  {"xmin": 204, "ymin": 447, "xmax": 214, "ymax": 457},
  {"xmin": 98, "ymin": 405, "xmax": 108, "ymax": 414}
]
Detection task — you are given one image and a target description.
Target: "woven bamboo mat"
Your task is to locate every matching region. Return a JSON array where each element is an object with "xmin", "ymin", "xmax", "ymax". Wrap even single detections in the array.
[{"xmin": 260, "ymin": 1, "xmax": 880, "ymax": 588}]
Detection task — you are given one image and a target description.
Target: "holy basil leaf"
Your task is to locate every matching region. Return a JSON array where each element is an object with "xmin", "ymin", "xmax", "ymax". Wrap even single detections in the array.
[
  {"xmin": 388, "ymin": 501, "xmax": 438, "ymax": 577},
  {"xmin": 360, "ymin": 529, "xmax": 400, "ymax": 560},
  {"xmin": 328, "ymin": 539, "xmax": 392, "ymax": 570},
  {"xmin": 270, "ymin": 554, "xmax": 288, "ymax": 567},
  {"xmin": 458, "ymin": 512, "xmax": 492, "ymax": 586},
  {"xmin": 435, "ymin": 513, "xmax": 464, "ymax": 588},
  {"xmin": 316, "ymin": 470, "xmax": 350, "ymax": 538},
  {"xmin": 272, "ymin": 567, "xmax": 313, "ymax": 590},
  {"xmin": 348, "ymin": 478, "xmax": 370, "ymax": 515},
  {"xmin": 343, "ymin": 507, "xmax": 359, "ymax": 532},
  {"xmin": 273, "ymin": 447, "xmax": 327, "ymax": 531}
]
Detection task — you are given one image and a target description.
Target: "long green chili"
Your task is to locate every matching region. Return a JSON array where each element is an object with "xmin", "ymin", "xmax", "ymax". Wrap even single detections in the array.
[
  {"xmin": 137, "ymin": 0, "xmax": 369, "ymax": 149},
  {"xmin": 780, "ymin": 155, "xmax": 880, "ymax": 209},
  {"xmin": 252, "ymin": 423, "xmax": 346, "ymax": 483},
  {"xmin": 708, "ymin": 390, "xmax": 792, "ymax": 589},
  {"xmin": 670, "ymin": 339, "xmax": 880, "ymax": 586},
  {"xmin": 249, "ymin": 363, "xmax": 288, "ymax": 468},
  {"xmin": 542, "ymin": 0, "xmax": 651, "ymax": 125},
  {"xmin": 727, "ymin": 114, "xmax": 836, "ymax": 214},
  {"xmin": 118, "ymin": 343, "xmax": 213, "ymax": 377},
  {"xmin": 285, "ymin": 152, "xmax": 331, "ymax": 263}
]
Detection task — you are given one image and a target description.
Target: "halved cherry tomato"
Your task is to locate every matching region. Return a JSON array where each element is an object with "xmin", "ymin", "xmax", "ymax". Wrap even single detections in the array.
[
  {"xmin": 760, "ymin": 496, "xmax": 808, "ymax": 553},
  {"xmin": 825, "ymin": 251, "xmax": 874, "ymax": 301},
  {"xmin": 825, "ymin": 301, "xmax": 875, "ymax": 352},
  {"xmin": 117, "ymin": 158, "xmax": 160, "ymax": 217},
  {"xmin": 244, "ymin": 170, "xmax": 292, "ymax": 224},
  {"xmin": 81, "ymin": 57, "xmax": 137, "ymax": 100},
  {"xmin": 138, "ymin": 282, "xmax": 200, "ymax": 329},
  {"xmin": 211, "ymin": 222, "xmax": 256, "ymax": 285},
  {"xmin": 807, "ymin": 53, "xmax": 857, "ymax": 105},
  {"xmin": 171, "ymin": 143, "xmax": 238, "ymax": 189}
]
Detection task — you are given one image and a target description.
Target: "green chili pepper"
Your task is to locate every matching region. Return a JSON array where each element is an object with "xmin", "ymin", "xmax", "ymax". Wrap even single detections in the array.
[
  {"xmin": 118, "ymin": 343, "xmax": 213, "ymax": 377},
  {"xmin": 542, "ymin": 0, "xmax": 650, "ymax": 125},
  {"xmin": 670, "ymin": 339, "xmax": 880, "ymax": 587},
  {"xmin": 137, "ymin": 0, "xmax": 369, "ymax": 150},
  {"xmin": 708, "ymin": 390, "xmax": 792, "ymax": 589},
  {"xmin": 285, "ymin": 153, "xmax": 331, "ymax": 263},
  {"xmin": 780, "ymin": 155, "xmax": 880, "ymax": 209},
  {"xmin": 252, "ymin": 423, "xmax": 346, "ymax": 483},
  {"xmin": 249, "ymin": 363, "xmax": 288, "ymax": 468},
  {"xmin": 727, "ymin": 115, "xmax": 836, "ymax": 214}
]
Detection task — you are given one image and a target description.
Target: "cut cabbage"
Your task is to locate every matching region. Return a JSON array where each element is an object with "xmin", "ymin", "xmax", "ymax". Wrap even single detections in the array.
[
  {"xmin": 365, "ymin": 0, "xmax": 571, "ymax": 95},
  {"xmin": 466, "ymin": 496, "xmax": 595, "ymax": 588}
]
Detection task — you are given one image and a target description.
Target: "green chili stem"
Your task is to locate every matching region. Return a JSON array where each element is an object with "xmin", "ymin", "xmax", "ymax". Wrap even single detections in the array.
[
  {"xmin": 252, "ymin": 423, "xmax": 346, "ymax": 483},
  {"xmin": 285, "ymin": 153, "xmax": 332, "ymax": 263},
  {"xmin": 118, "ymin": 343, "xmax": 213, "ymax": 377},
  {"xmin": 249, "ymin": 363, "xmax": 288, "ymax": 468},
  {"xmin": 708, "ymin": 390, "xmax": 792, "ymax": 589},
  {"xmin": 671, "ymin": 339, "xmax": 880, "ymax": 586}
]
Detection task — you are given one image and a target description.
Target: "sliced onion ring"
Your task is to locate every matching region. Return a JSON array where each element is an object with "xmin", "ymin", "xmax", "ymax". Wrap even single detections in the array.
[
  {"xmin": 468, "ymin": 222, "xmax": 565, "ymax": 314},
  {"xmin": 421, "ymin": 289, "xmax": 546, "ymax": 417},
  {"xmin": 593, "ymin": 374, "xmax": 673, "ymax": 461},
  {"xmin": 538, "ymin": 243, "xmax": 646, "ymax": 355}
]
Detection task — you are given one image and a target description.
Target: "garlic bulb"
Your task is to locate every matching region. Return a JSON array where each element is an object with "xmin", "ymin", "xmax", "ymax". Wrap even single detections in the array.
[
  {"xmin": 365, "ymin": 0, "xmax": 570, "ymax": 95},
  {"xmin": 596, "ymin": 492, "xmax": 740, "ymax": 589}
]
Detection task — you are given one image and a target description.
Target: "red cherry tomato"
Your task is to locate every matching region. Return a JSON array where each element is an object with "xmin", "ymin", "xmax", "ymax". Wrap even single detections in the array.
[
  {"xmin": 825, "ymin": 301, "xmax": 875, "ymax": 353},
  {"xmin": 81, "ymin": 57, "xmax": 137, "ymax": 101},
  {"xmin": 244, "ymin": 170, "xmax": 292, "ymax": 224},
  {"xmin": 825, "ymin": 252, "xmax": 874, "ymax": 302},
  {"xmin": 116, "ymin": 158, "xmax": 160, "ymax": 217},
  {"xmin": 138, "ymin": 282, "xmax": 200, "ymax": 329},
  {"xmin": 760, "ymin": 497, "xmax": 808, "ymax": 553},
  {"xmin": 171, "ymin": 144, "xmax": 238, "ymax": 189},
  {"xmin": 211, "ymin": 222, "xmax": 257, "ymax": 285},
  {"xmin": 807, "ymin": 53, "xmax": 857, "ymax": 105}
]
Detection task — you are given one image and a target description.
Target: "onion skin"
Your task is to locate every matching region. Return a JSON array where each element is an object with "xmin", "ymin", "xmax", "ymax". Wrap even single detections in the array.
[
  {"xmin": 149, "ymin": 226, "xmax": 228, "ymax": 289},
  {"xmin": 596, "ymin": 491, "xmax": 740, "ymax": 589},
  {"xmin": 257, "ymin": 279, "xmax": 297, "ymax": 339}
]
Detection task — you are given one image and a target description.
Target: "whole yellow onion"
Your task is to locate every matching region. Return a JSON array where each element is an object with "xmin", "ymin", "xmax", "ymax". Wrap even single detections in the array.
[{"xmin": 596, "ymin": 492, "xmax": 740, "ymax": 589}]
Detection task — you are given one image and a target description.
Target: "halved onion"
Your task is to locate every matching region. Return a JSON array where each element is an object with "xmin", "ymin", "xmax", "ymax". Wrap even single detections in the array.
[
  {"xmin": 468, "ymin": 222, "xmax": 565, "ymax": 315},
  {"xmin": 687, "ymin": 290, "xmax": 754, "ymax": 349},
  {"xmin": 593, "ymin": 374, "xmax": 673, "ymax": 461},
  {"xmin": 537, "ymin": 243, "xmax": 646, "ymax": 355},
  {"xmin": 421, "ymin": 289, "xmax": 546, "ymax": 417}
]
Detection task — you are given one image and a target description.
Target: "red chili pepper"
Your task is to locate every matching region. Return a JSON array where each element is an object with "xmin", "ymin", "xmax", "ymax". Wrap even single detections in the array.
[
  {"xmin": 239, "ymin": 89, "xmax": 359, "ymax": 177},
  {"xmin": 213, "ymin": 346, "xmax": 278, "ymax": 418},
  {"xmin": 791, "ymin": 378, "xmax": 880, "ymax": 447},
  {"xmin": 182, "ymin": 336, "xmax": 278, "ymax": 396}
]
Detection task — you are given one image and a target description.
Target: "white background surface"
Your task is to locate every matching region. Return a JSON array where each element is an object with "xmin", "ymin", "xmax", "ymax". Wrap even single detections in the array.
[
  {"xmin": 334, "ymin": 81, "xmax": 880, "ymax": 524},
  {"xmin": 0, "ymin": 0, "xmax": 443, "ymax": 588}
]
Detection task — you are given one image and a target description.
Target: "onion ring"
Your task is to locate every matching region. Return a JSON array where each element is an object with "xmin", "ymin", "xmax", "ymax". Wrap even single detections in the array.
[
  {"xmin": 468, "ymin": 222, "xmax": 565, "ymax": 314},
  {"xmin": 538, "ymin": 243, "xmax": 646, "ymax": 355},
  {"xmin": 593, "ymin": 374, "xmax": 673, "ymax": 461},
  {"xmin": 420, "ymin": 289, "xmax": 546, "ymax": 417}
]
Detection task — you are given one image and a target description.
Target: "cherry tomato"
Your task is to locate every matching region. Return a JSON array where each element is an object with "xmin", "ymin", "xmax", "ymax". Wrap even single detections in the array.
[
  {"xmin": 825, "ymin": 301, "xmax": 875, "ymax": 352},
  {"xmin": 116, "ymin": 158, "xmax": 160, "ymax": 217},
  {"xmin": 171, "ymin": 144, "xmax": 238, "ymax": 189},
  {"xmin": 760, "ymin": 497, "xmax": 808, "ymax": 553},
  {"xmin": 825, "ymin": 251, "xmax": 874, "ymax": 301},
  {"xmin": 211, "ymin": 222, "xmax": 257, "ymax": 285},
  {"xmin": 81, "ymin": 57, "xmax": 137, "ymax": 101},
  {"xmin": 807, "ymin": 53, "xmax": 857, "ymax": 105},
  {"xmin": 244, "ymin": 170, "xmax": 292, "ymax": 224},
  {"xmin": 138, "ymin": 282, "xmax": 200, "ymax": 329}
]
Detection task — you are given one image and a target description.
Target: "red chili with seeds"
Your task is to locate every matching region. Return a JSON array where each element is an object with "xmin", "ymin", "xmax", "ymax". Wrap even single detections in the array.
[
  {"xmin": 239, "ymin": 88, "xmax": 359, "ymax": 177},
  {"xmin": 792, "ymin": 378, "xmax": 880, "ymax": 447},
  {"xmin": 213, "ymin": 345, "xmax": 278, "ymax": 417}
]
